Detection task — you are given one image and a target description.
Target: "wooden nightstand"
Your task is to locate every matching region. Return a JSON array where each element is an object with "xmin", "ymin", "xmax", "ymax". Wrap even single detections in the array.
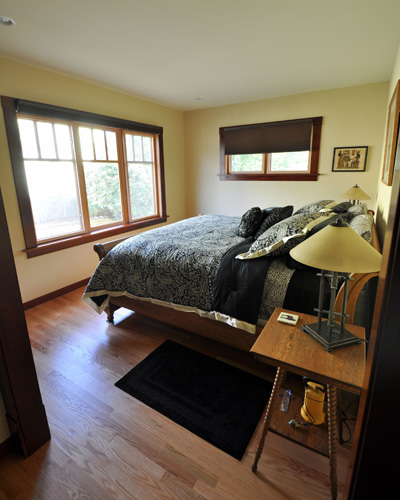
[{"xmin": 251, "ymin": 308, "xmax": 366, "ymax": 500}]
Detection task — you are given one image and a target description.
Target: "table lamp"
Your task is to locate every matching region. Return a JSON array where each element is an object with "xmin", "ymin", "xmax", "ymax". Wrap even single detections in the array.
[
  {"xmin": 289, "ymin": 219, "xmax": 381, "ymax": 351},
  {"xmin": 339, "ymin": 184, "xmax": 371, "ymax": 205}
]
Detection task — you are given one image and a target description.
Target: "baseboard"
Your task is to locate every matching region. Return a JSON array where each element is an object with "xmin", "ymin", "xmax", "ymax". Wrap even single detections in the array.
[
  {"xmin": 23, "ymin": 278, "xmax": 90, "ymax": 310},
  {"xmin": 0, "ymin": 433, "xmax": 18, "ymax": 460}
]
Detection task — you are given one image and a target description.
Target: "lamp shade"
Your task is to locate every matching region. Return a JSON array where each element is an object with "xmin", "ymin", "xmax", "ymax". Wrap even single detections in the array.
[
  {"xmin": 339, "ymin": 184, "xmax": 370, "ymax": 201},
  {"xmin": 289, "ymin": 220, "xmax": 381, "ymax": 273}
]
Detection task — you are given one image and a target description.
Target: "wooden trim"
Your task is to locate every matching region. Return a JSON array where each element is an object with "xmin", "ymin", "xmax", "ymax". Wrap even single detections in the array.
[
  {"xmin": 71, "ymin": 125, "xmax": 90, "ymax": 231},
  {"xmin": 15, "ymin": 97, "xmax": 163, "ymax": 135},
  {"xmin": 23, "ymin": 278, "xmax": 90, "ymax": 310},
  {"xmin": 309, "ymin": 116, "xmax": 322, "ymax": 177},
  {"xmin": 1, "ymin": 96, "xmax": 37, "ymax": 249},
  {"xmin": 157, "ymin": 134, "xmax": 167, "ymax": 217},
  {"xmin": 26, "ymin": 217, "xmax": 168, "ymax": 258}
]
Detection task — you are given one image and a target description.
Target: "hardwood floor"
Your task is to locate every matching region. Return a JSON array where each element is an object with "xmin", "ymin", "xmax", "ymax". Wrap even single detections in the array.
[{"xmin": 0, "ymin": 288, "xmax": 355, "ymax": 500}]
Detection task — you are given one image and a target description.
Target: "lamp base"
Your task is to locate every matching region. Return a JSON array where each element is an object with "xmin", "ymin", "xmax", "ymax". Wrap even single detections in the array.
[{"xmin": 301, "ymin": 321, "xmax": 362, "ymax": 352}]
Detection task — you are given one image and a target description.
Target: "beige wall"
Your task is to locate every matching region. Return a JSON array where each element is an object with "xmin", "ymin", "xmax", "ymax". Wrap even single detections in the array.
[
  {"xmin": 184, "ymin": 83, "xmax": 388, "ymax": 220},
  {"xmin": 0, "ymin": 58, "xmax": 186, "ymax": 303},
  {"xmin": 375, "ymin": 42, "xmax": 400, "ymax": 244}
]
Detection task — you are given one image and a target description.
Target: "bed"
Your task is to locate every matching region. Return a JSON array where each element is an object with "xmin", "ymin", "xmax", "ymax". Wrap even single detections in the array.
[{"xmin": 83, "ymin": 200, "xmax": 380, "ymax": 351}]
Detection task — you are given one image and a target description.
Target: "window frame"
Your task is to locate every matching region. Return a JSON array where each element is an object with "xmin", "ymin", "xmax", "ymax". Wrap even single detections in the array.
[
  {"xmin": 219, "ymin": 116, "xmax": 322, "ymax": 181},
  {"xmin": 1, "ymin": 96, "xmax": 167, "ymax": 258}
]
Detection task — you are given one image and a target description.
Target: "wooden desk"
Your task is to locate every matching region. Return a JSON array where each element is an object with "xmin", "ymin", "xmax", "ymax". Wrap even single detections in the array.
[{"xmin": 251, "ymin": 308, "xmax": 366, "ymax": 500}]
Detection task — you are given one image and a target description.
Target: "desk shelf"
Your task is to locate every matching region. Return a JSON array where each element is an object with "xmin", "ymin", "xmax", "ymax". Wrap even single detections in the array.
[{"xmin": 270, "ymin": 388, "xmax": 329, "ymax": 457}]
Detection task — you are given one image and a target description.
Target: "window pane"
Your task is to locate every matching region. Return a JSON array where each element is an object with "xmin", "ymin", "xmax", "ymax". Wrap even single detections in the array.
[
  {"xmin": 270, "ymin": 151, "xmax": 309, "ymax": 172},
  {"xmin": 143, "ymin": 136, "xmax": 153, "ymax": 162},
  {"xmin": 134, "ymin": 135, "xmax": 143, "ymax": 161},
  {"xmin": 106, "ymin": 131, "xmax": 118, "ymax": 161},
  {"xmin": 18, "ymin": 119, "xmax": 39, "ymax": 158},
  {"xmin": 79, "ymin": 127, "xmax": 94, "ymax": 160},
  {"xmin": 128, "ymin": 163, "xmax": 156, "ymax": 218},
  {"xmin": 24, "ymin": 161, "xmax": 82, "ymax": 240},
  {"xmin": 83, "ymin": 162, "xmax": 122, "ymax": 227},
  {"xmin": 125, "ymin": 134, "xmax": 133, "ymax": 162},
  {"xmin": 37, "ymin": 122, "xmax": 57, "ymax": 159},
  {"xmin": 93, "ymin": 129, "xmax": 107, "ymax": 161},
  {"xmin": 230, "ymin": 154, "xmax": 263, "ymax": 172},
  {"xmin": 54, "ymin": 124, "xmax": 73, "ymax": 160}
]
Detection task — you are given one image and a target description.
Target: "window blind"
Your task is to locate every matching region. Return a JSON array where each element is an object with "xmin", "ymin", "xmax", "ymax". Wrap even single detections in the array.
[{"xmin": 221, "ymin": 117, "xmax": 317, "ymax": 155}]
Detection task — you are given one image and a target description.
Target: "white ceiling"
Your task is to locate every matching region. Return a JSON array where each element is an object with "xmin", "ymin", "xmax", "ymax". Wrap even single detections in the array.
[{"xmin": 1, "ymin": 0, "xmax": 400, "ymax": 111}]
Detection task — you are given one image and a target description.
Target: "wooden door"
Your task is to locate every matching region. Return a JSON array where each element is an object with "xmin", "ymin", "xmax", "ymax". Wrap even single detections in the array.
[{"xmin": 0, "ymin": 187, "xmax": 50, "ymax": 456}]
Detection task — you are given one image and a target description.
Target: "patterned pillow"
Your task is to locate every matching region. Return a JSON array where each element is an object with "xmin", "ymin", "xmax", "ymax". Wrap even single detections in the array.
[
  {"xmin": 293, "ymin": 200, "xmax": 334, "ymax": 215},
  {"xmin": 254, "ymin": 205, "xmax": 293, "ymax": 238},
  {"xmin": 349, "ymin": 214, "xmax": 374, "ymax": 243},
  {"xmin": 236, "ymin": 212, "xmax": 330, "ymax": 259},
  {"xmin": 346, "ymin": 203, "xmax": 368, "ymax": 220},
  {"xmin": 237, "ymin": 207, "xmax": 264, "ymax": 237}
]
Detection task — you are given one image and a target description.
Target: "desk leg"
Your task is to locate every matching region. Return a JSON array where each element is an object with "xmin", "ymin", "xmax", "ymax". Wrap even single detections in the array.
[
  {"xmin": 252, "ymin": 366, "xmax": 287, "ymax": 473},
  {"xmin": 327, "ymin": 385, "xmax": 338, "ymax": 500}
]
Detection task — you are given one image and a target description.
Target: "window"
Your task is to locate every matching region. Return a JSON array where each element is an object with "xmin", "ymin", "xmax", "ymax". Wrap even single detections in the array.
[
  {"xmin": 2, "ymin": 96, "xmax": 167, "ymax": 257},
  {"xmin": 219, "ymin": 117, "xmax": 322, "ymax": 181}
]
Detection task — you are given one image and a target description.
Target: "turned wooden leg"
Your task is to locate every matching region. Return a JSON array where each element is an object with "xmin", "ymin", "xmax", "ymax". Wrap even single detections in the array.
[
  {"xmin": 105, "ymin": 302, "xmax": 119, "ymax": 323},
  {"xmin": 252, "ymin": 367, "xmax": 287, "ymax": 473},
  {"xmin": 327, "ymin": 385, "xmax": 338, "ymax": 500}
]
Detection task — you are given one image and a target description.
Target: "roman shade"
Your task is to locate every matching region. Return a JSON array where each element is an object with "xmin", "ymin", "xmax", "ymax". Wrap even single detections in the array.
[{"xmin": 221, "ymin": 117, "xmax": 320, "ymax": 155}]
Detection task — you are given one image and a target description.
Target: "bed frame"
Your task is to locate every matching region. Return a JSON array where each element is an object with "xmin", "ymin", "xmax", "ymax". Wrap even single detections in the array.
[{"xmin": 93, "ymin": 213, "xmax": 380, "ymax": 352}]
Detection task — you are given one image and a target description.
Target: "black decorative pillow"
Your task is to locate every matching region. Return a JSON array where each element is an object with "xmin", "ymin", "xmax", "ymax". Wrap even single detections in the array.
[
  {"xmin": 293, "ymin": 200, "xmax": 334, "ymax": 215},
  {"xmin": 236, "ymin": 211, "xmax": 329, "ymax": 259},
  {"xmin": 306, "ymin": 213, "xmax": 341, "ymax": 238},
  {"xmin": 254, "ymin": 205, "xmax": 294, "ymax": 239},
  {"xmin": 237, "ymin": 207, "xmax": 264, "ymax": 237},
  {"xmin": 329, "ymin": 201, "xmax": 352, "ymax": 213},
  {"xmin": 319, "ymin": 200, "xmax": 353, "ymax": 215}
]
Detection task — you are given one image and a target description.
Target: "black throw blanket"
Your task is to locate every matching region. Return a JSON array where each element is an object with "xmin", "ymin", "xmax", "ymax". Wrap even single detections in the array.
[{"xmin": 211, "ymin": 238, "xmax": 272, "ymax": 324}]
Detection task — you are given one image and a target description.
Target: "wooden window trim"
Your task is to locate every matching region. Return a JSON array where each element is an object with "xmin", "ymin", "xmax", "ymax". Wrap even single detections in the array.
[
  {"xmin": 219, "ymin": 116, "xmax": 322, "ymax": 181},
  {"xmin": 1, "ymin": 96, "xmax": 167, "ymax": 257},
  {"xmin": 25, "ymin": 217, "xmax": 167, "ymax": 258}
]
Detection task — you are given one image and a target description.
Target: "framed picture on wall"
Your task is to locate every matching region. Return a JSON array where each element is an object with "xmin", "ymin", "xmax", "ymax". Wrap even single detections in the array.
[
  {"xmin": 382, "ymin": 80, "xmax": 400, "ymax": 186},
  {"xmin": 331, "ymin": 146, "xmax": 368, "ymax": 172}
]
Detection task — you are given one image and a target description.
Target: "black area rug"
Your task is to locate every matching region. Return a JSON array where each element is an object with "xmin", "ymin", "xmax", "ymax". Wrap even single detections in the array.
[{"xmin": 115, "ymin": 340, "xmax": 272, "ymax": 460}]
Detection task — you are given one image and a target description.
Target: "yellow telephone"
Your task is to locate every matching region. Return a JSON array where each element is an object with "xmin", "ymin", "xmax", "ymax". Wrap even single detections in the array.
[{"xmin": 300, "ymin": 379, "xmax": 326, "ymax": 425}]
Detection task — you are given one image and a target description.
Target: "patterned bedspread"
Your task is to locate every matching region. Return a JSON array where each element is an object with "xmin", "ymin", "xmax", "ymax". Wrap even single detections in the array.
[{"xmin": 83, "ymin": 215, "xmax": 295, "ymax": 333}]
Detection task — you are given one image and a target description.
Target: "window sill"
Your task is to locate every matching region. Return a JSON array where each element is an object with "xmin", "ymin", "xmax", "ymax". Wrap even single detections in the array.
[
  {"xmin": 25, "ymin": 216, "xmax": 168, "ymax": 258},
  {"xmin": 219, "ymin": 173, "xmax": 318, "ymax": 181}
]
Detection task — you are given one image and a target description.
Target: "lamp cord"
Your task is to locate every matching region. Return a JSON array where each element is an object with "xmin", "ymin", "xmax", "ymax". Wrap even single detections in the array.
[{"xmin": 340, "ymin": 396, "xmax": 359, "ymax": 443}]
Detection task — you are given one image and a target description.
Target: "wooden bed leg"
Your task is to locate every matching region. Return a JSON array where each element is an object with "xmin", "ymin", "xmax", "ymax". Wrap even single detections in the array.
[{"xmin": 105, "ymin": 302, "xmax": 119, "ymax": 323}]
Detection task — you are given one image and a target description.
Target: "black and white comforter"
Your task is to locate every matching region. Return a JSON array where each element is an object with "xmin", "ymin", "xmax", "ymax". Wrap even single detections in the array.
[{"xmin": 83, "ymin": 215, "xmax": 300, "ymax": 333}]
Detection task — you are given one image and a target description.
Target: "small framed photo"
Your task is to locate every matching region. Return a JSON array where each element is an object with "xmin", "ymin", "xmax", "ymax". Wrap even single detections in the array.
[{"xmin": 332, "ymin": 147, "xmax": 368, "ymax": 172}]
